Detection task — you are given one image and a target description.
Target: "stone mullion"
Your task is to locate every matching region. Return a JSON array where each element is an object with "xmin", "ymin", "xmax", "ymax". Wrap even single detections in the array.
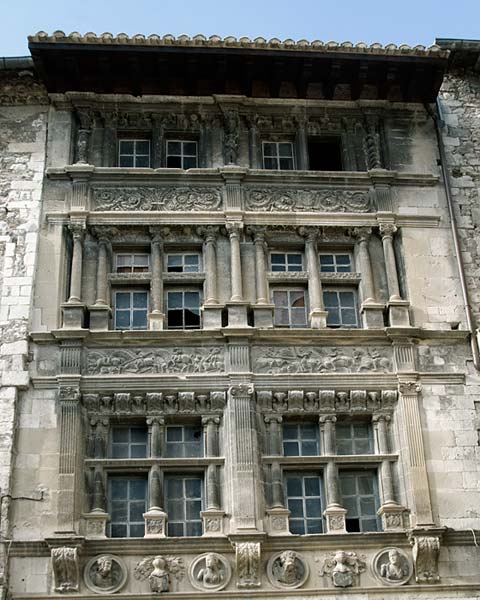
[
  {"xmin": 302, "ymin": 229, "xmax": 327, "ymax": 328},
  {"xmin": 149, "ymin": 231, "xmax": 164, "ymax": 330},
  {"xmin": 398, "ymin": 382, "xmax": 434, "ymax": 527},
  {"xmin": 147, "ymin": 417, "xmax": 165, "ymax": 459},
  {"xmin": 67, "ymin": 226, "xmax": 84, "ymax": 303},
  {"xmin": 320, "ymin": 415, "xmax": 346, "ymax": 534},
  {"xmin": 203, "ymin": 228, "xmax": 219, "ymax": 305},
  {"xmin": 264, "ymin": 415, "xmax": 282, "ymax": 456},
  {"xmin": 94, "ymin": 237, "xmax": 109, "ymax": 306},
  {"xmin": 295, "ymin": 119, "xmax": 309, "ymax": 170},
  {"xmin": 227, "ymin": 223, "xmax": 244, "ymax": 302}
]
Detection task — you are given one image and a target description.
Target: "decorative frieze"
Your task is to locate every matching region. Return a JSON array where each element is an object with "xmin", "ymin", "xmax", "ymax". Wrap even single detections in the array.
[
  {"xmin": 85, "ymin": 347, "xmax": 224, "ymax": 375},
  {"xmin": 92, "ymin": 186, "xmax": 223, "ymax": 211},
  {"xmin": 252, "ymin": 345, "xmax": 393, "ymax": 374},
  {"xmin": 246, "ymin": 187, "xmax": 374, "ymax": 212}
]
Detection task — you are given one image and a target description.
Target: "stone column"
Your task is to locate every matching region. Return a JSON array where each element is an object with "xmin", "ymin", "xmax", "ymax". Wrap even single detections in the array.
[
  {"xmin": 379, "ymin": 222, "xmax": 411, "ymax": 327},
  {"xmin": 144, "ymin": 465, "xmax": 167, "ymax": 538},
  {"xmin": 320, "ymin": 415, "xmax": 347, "ymax": 533},
  {"xmin": 248, "ymin": 117, "xmax": 260, "ymax": 168},
  {"xmin": 201, "ymin": 418, "xmax": 225, "ymax": 535},
  {"xmin": 354, "ymin": 227, "xmax": 384, "ymax": 329},
  {"xmin": 301, "ymin": 228, "xmax": 327, "ymax": 328},
  {"xmin": 200, "ymin": 118, "xmax": 212, "ymax": 168},
  {"xmin": 149, "ymin": 230, "xmax": 164, "ymax": 330},
  {"xmin": 89, "ymin": 231, "xmax": 111, "ymax": 331},
  {"xmin": 225, "ymin": 222, "xmax": 249, "ymax": 327},
  {"xmin": 295, "ymin": 118, "xmax": 309, "ymax": 170},
  {"xmin": 250, "ymin": 227, "xmax": 274, "ymax": 328},
  {"xmin": 398, "ymin": 382, "xmax": 434, "ymax": 527},
  {"xmin": 264, "ymin": 415, "xmax": 282, "ymax": 456},
  {"xmin": 147, "ymin": 417, "xmax": 164, "ymax": 459},
  {"xmin": 62, "ymin": 223, "xmax": 86, "ymax": 329},
  {"xmin": 151, "ymin": 116, "xmax": 165, "ymax": 169},
  {"xmin": 102, "ymin": 112, "xmax": 117, "ymax": 167},
  {"xmin": 200, "ymin": 226, "xmax": 223, "ymax": 329},
  {"xmin": 203, "ymin": 416, "xmax": 220, "ymax": 457}
]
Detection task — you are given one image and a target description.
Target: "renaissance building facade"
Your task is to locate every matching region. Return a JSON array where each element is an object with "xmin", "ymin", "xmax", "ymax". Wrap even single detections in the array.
[{"xmin": 0, "ymin": 31, "xmax": 479, "ymax": 599}]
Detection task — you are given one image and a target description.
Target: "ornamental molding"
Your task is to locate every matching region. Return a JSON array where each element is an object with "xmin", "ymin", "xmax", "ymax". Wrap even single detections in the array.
[
  {"xmin": 245, "ymin": 188, "xmax": 374, "ymax": 213},
  {"xmin": 252, "ymin": 346, "xmax": 393, "ymax": 374},
  {"xmin": 86, "ymin": 347, "xmax": 224, "ymax": 375},
  {"xmin": 92, "ymin": 186, "xmax": 223, "ymax": 211}
]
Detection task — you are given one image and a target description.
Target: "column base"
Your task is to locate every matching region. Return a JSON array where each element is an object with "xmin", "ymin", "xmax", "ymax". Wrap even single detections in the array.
[
  {"xmin": 387, "ymin": 299, "xmax": 411, "ymax": 327},
  {"xmin": 378, "ymin": 502, "xmax": 409, "ymax": 531},
  {"xmin": 83, "ymin": 510, "xmax": 109, "ymax": 539},
  {"xmin": 323, "ymin": 504, "xmax": 347, "ymax": 533},
  {"xmin": 89, "ymin": 304, "xmax": 111, "ymax": 331},
  {"xmin": 148, "ymin": 312, "xmax": 165, "ymax": 331},
  {"xmin": 225, "ymin": 301, "xmax": 250, "ymax": 328},
  {"xmin": 360, "ymin": 301, "xmax": 385, "ymax": 329},
  {"xmin": 266, "ymin": 507, "xmax": 290, "ymax": 536},
  {"xmin": 201, "ymin": 509, "xmax": 226, "ymax": 536},
  {"xmin": 202, "ymin": 304, "xmax": 224, "ymax": 330},
  {"xmin": 61, "ymin": 302, "xmax": 86, "ymax": 329},
  {"xmin": 253, "ymin": 304, "xmax": 274, "ymax": 328},
  {"xmin": 310, "ymin": 309, "xmax": 328, "ymax": 329},
  {"xmin": 143, "ymin": 507, "xmax": 167, "ymax": 538}
]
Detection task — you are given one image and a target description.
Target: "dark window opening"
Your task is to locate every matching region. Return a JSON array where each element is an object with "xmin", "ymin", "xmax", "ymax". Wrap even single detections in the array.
[{"xmin": 308, "ymin": 138, "xmax": 343, "ymax": 171}]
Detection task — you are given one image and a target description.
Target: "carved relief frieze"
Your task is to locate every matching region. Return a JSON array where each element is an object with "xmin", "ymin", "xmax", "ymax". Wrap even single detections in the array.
[
  {"xmin": 252, "ymin": 346, "xmax": 393, "ymax": 374},
  {"xmin": 134, "ymin": 556, "xmax": 185, "ymax": 593},
  {"xmin": 257, "ymin": 389, "xmax": 397, "ymax": 413},
  {"xmin": 245, "ymin": 188, "xmax": 374, "ymax": 213},
  {"xmin": 92, "ymin": 186, "xmax": 223, "ymax": 211},
  {"xmin": 82, "ymin": 391, "xmax": 226, "ymax": 415},
  {"xmin": 85, "ymin": 347, "xmax": 224, "ymax": 375},
  {"xmin": 372, "ymin": 548, "xmax": 413, "ymax": 586}
]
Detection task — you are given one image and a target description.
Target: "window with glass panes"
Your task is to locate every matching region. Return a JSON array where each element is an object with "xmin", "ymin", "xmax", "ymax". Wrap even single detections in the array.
[
  {"xmin": 166, "ymin": 290, "xmax": 201, "ymax": 329},
  {"xmin": 165, "ymin": 476, "xmax": 203, "ymax": 537},
  {"xmin": 270, "ymin": 252, "xmax": 303, "ymax": 272},
  {"xmin": 262, "ymin": 142, "xmax": 295, "ymax": 170},
  {"xmin": 166, "ymin": 140, "xmax": 198, "ymax": 169},
  {"xmin": 319, "ymin": 253, "xmax": 352, "ymax": 273},
  {"xmin": 283, "ymin": 423, "xmax": 319, "ymax": 456},
  {"xmin": 285, "ymin": 472, "xmax": 324, "ymax": 534},
  {"xmin": 114, "ymin": 290, "xmax": 149, "ymax": 330},
  {"xmin": 166, "ymin": 254, "xmax": 200, "ymax": 273},
  {"xmin": 339, "ymin": 470, "xmax": 380, "ymax": 532},
  {"xmin": 165, "ymin": 426, "xmax": 203, "ymax": 458},
  {"xmin": 109, "ymin": 477, "xmax": 147, "ymax": 538},
  {"xmin": 336, "ymin": 423, "xmax": 373, "ymax": 455},
  {"xmin": 118, "ymin": 139, "xmax": 151, "ymax": 168},
  {"xmin": 323, "ymin": 289, "xmax": 358, "ymax": 327},
  {"xmin": 272, "ymin": 289, "xmax": 307, "ymax": 328},
  {"xmin": 110, "ymin": 427, "xmax": 148, "ymax": 458},
  {"xmin": 115, "ymin": 253, "xmax": 150, "ymax": 273}
]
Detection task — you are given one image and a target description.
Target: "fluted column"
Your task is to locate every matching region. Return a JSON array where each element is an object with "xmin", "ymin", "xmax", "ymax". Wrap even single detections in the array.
[
  {"xmin": 227, "ymin": 222, "xmax": 243, "ymax": 301},
  {"xmin": 301, "ymin": 228, "xmax": 327, "ymax": 328}
]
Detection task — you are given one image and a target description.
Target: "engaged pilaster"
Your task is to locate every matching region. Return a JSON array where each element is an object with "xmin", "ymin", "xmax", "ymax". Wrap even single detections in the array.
[
  {"xmin": 89, "ymin": 229, "xmax": 111, "ymax": 331},
  {"xmin": 321, "ymin": 415, "xmax": 347, "ymax": 533},
  {"xmin": 249, "ymin": 227, "xmax": 274, "ymax": 328},
  {"xmin": 200, "ymin": 226, "xmax": 223, "ymax": 329}
]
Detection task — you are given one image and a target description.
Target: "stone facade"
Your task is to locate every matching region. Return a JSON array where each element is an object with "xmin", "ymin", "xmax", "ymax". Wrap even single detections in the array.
[{"xmin": 0, "ymin": 33, "xmax": 479, "ymax": 600}]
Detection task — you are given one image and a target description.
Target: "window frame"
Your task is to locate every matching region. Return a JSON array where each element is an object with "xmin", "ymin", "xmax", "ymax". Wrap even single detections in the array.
[
  {"xmin": 318, "ymin": 252, "xmax": 353, "ymax": 274},
  {"xmin": 108, "ymin": 475, "xmax": 148, "ymax": 538},
  {"xmin": 118, "ymin": 138, "xmax": 151, "ymax": 168},
  {"xmin": 113, "ymin": 288, "xmax": 149, "ymax": 331},
  {"xmin": 322, "ymin": 287, "xmax": 359, "ymax": 328},
  {"xmin": 339, "ymin": 469, "xmax": 381, "ymax": 533},
  {"xmin": 165, "ymin": 252, "xmax": 202, "ymax": 274},
  {"xmin": 262, "ymin": 141, "xmax": 296, "ymax": 170},
  {"xmin": 166, "ymin": 139, "xmax": 199, "ymax": 169},
  {"xmin": 335, "ymin": 421, "xmax": 374, "ymax": 456},
  {"xmin": 272, "ymin": 287, "xmax": 308, "ymax": 329},
  {"xmin": 109, "ymin": 425, "xmax": 149, "ymax": 459},
  {"xmin": 115, "ymin": 252, "xmax": 150, "ymax": 274},
  {"xmin": 270, "ymin": 251, "xmax": 304, "ymax": 273},
  {"xmin": 164, "ymin": 474, "xmax": 204, "ymax": 537},
  {"xmin": 282, "ymin": 422, "xmax": 320, "ymax": 457},
  {"xmin": 284, "ymin": 470, "xmax": 325, "ymax": 535},
  {"xmin": 165, "ymin": 424, "xmax": 204, "ymax": 458},
  {"xmin": 166, "ymin": 288, "xmax": 203, "ymax": 330}
]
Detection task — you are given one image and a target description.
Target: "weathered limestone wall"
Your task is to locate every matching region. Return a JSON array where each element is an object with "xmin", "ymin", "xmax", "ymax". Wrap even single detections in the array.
[{"xmin": 0, "ymin": 68, "xmax": 48, "ymax": 589}]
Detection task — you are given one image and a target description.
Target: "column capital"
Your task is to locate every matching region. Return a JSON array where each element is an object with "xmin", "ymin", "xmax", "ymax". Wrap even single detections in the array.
[
  {"xmin": 298, "ymin": 226, "xmax": 321, "ymax": 243},
  {"xmin": 319, "ymin": 414, "xmax": 337, "ymax": 424},
  {"xmin": 263, "ymin": 414, "xmax": 283, "ymax": 425},
  {"xmin": 146, "ymin": 416, "xmax": 165, "ymax": 426},
  {"xmin": 246, "ymin": 225, "xmax": 267, "ymax": 244},
  {"xmin": 379, "ymin": 222, "xmax": 397, "ymax": 239},
  {"xmin": 372, "ymin": 413, "xmax": 391, "ymax": 424},
  {"xmin": 226, "ymin": 221, "xmax": 243, "ymax": 236},
  {"xmin": 68, "ymin": 222, "xmax": 85, "ymax": 241},
  {"xmin": 229, "ymin": 383, "xmax": 254, "ymax": 397},
  {"xmin": 91, "ymin": 226, "xmax": 115, "ymax": 244},
  {"xmin": 149, "ymin": 226, "xmax": 167, "ymax": 244},
  {"xmin": 197, "ymin": 225, "xmax": 220, "ymax": 242},
  {"xmin": 399, "ymin": 381, "xmax": 422, "ymax": 396},
  {"xmin": 352, "ymin": 226, "xmax": 373, "ymax": 242},
  {"xmin": 202, "ymin": 415, "xmax": 221, "ymax": 426}
]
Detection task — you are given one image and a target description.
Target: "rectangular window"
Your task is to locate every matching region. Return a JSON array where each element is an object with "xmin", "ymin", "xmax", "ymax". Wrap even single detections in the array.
[
  {"xmin": 109, "ymin": 477, "xmax": 147, "ymax": 538},
  {"xmin": 262, "ymin": 142, "xmax": 295, "ymax": 170},
  {"xmin": 323, "ymin": 289, "xmax": 358, "ymax": 328},
  {"xmin": 272, "ymin": 289, "xmax": 307, "ymax": 328},
  {"xmin": 110, "ymin": 427, "xmax": 148, "ymax": 458},
  {"xmin": 165, "ymin": 426, "xmax": 203, "ymax": 458},
  {"xmin": 114, "ymin": 290, "xmax": 149, "ymax": 330},
  {"xmin": 308, "ymin": 137, "xmax": 343, "ymax": 171},
  {"xmin": 336, "ymin": 423, "xmax": 373, "ymax": 455},
  {"xmin": 270, "ymin": 252, "xmax": 303, "ymax": 272},
  {"xmin": 285, "ymin": 472, "xmax": 324, "ymax": 534},
  {"xmin": 165, "ymin": 476, "xmax": 203, "ymax": 537},
  {"xmin": 118, "ymin": 139, "xmax": 151, "ymax": 168},
  {"xmin": 283, "ymin": 423, "xmax": 319, "ymax": 456},
  {"xmin": 166, "ymin": 291, "xmax": 201, "ymax": 329},
  {"xmin": 340, "ymin": 470, "xmax": 380, "ymax": 532},
  {"xmin": 116, "ymin": 253, "xmax": 150, "ymax": 273},
  {"xmin": 319, "ymin": 253, "xmax": 352, "ymax": 273},
  {"xmin": 166, "ymin": 140, "xmax": 198, "ymax": 169},
  {"xmin": 166, "ymin": 254, "xmax": 200, "ymax": 273}
]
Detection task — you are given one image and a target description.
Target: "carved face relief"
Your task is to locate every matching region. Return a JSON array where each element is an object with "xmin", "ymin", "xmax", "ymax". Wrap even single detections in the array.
[
  {"xmin": 84, "ymin": 555, "xmax": 127, "ymax": 594},
  {"xmin": 372, "ymin": 548, "xmax": 413, "ymax": 586},
  {"xmin": 267, "ymin": 551, "xmax": 309, "ymax": 589},
  {"xmin": 189, "ymin": 553, "xmax": 231, "ymax": 591}
]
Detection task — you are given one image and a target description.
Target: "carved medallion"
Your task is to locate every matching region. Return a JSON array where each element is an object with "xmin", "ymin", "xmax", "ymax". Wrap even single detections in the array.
[
  {"xmin": 189, "ymin": 552, "xmax": 231, "ymax": 591},
  {"xmin": 372, "ymin": 547, "xmax": 412, "ymax": 586},
  {"xmin": 84, "ymin": 555, "xmax": 127, "ymax": 594},
  {"xmin": 267, "ymin": 551, "xmax": 309, "ymax": 589}
]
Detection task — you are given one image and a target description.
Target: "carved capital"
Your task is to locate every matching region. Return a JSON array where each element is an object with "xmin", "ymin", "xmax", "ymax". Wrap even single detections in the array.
[
  {"xmin": 372, "ymin": 413, "xmax": 391, "ymax": 424},
  {"xmin": 146, "ymin": 416, "xmax": 165, "ymax": 427},
  {"xmin": 226, "ymin": 221, "xmax": 243, "ymax": 237},
  {"xmin": 319, "ymin": 414, "xmax": 337, "ymax": 424},
  {"xmin": 379, "ymin": 222, "xmax": 397, "ymax": 239},
  {"xmin": 229, "ymin": 383, "xmax": 254, "ymax": 397},
  {"xmin": 352, "ymin": 226, "xmax": 372, "ymax": 243},
  {"xmin": 246, "ymin": 225, "xmax": 267, "ymax": 245},
  {"xmin": 399, "ymin": 381, "xmax": 422, "ymax": 396},
  {"xmin": 298, "ymin": 226, "xmax": 320, "ymax": 242},
  {"xmin": 68, "ymin": 223, "xmax": 85, "ymax": 241},
  {"xmin": 58, "ymin": 386, "xmax": 81, "ymax": 403},
  {"xmin": 202, "ymin": 415, "xmax": 220, "ymax": 427},
  {"xmin": 197, "ymin": 225, "xmax": 220, "ymax": 243},
  {"xmin": 264, "ymin": 415, "xmax": 283, "ymax": 425}
]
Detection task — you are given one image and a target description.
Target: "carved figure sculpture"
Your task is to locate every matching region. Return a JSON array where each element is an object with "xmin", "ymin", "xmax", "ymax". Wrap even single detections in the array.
[
  {"xmin": 223, "ymin": 110, "xmax": 239, "ymax": 164},
  {"xmin": 189, "ymin": 552, "xmax": 231, "ymax": 591},
  {"xmin": 320, "ymin": 550, "xmax": 366, "ymax": 588},
  {"xmin": 84, "ymin": 554, "xmax": 127, "ymax": 594},
  {"xmin": 267, "ymin": 550, "xmax": 309, "ymax": 589},
  {"xmin": 373, "ymin": 548, "xmax": 412, "ymax": 586},
  {"xmin": 134, "ymin": 555, "xmax": 185, "ymax": 593},
  {"xmin": 51, "ymin": 546, "xmax": 79, "ymax": 592}
]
